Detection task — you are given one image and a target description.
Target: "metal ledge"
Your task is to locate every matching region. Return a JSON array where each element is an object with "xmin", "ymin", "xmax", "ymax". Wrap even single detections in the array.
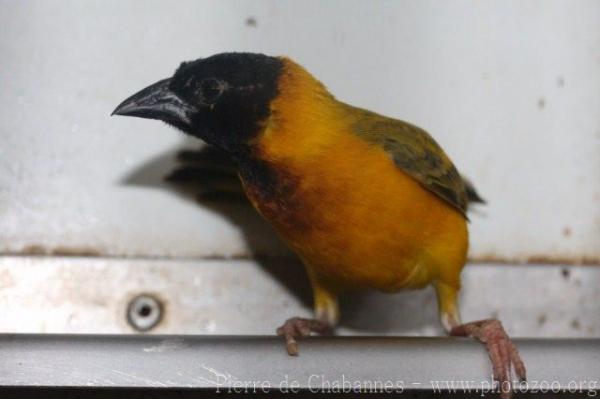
[
  {"xmin": 1, "ymin": 257, "xmax": 599, "ymax": 337},
  {"xmin": 1, "ymin": 334, "xmax": 599, "ymax": 394}
]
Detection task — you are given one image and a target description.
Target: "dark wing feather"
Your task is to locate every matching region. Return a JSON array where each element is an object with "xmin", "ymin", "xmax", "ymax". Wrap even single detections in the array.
[{"xmin": 347, "ymin": 105, "xmax": 471, "ymax": 217}]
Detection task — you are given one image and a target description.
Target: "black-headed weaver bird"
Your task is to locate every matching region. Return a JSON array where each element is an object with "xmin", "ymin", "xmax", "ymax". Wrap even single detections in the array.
[{"xmin": 113, "ymin": 52, "xmax": 525, "ymax": 396}]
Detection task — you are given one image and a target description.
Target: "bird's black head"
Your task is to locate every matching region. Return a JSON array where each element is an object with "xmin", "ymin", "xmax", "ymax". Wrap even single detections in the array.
[{"xmin": 112, "ymin": 52, "xmax": 283, "ymax": 153}]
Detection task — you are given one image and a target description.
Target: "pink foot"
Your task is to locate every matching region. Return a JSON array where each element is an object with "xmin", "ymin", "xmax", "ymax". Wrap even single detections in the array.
[
  {"xmin": 276, "ymin": 317, "xmax": 332, "ymax": 356},
  {"xmin": 451, "ymin": 319, "xmax": 526, "ymax": 398},
  {"xmin": 450, "ymin": 319, "xmax": 526, "ymax": 398}
]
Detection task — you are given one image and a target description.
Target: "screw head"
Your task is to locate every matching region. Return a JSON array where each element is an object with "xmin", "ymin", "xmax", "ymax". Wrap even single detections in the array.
[{"xmin": 127, "ymin": 294, "xmax": 163, "ymax": 332}]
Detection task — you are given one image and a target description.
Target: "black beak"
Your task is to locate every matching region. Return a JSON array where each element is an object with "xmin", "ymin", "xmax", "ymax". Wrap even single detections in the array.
[{"xmin": 111, "ymin": 78, "xmax": 195, "ymax": 127}]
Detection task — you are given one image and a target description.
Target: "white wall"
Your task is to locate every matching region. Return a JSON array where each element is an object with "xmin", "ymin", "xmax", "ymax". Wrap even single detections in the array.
[{"xmin": 1, "ymin": 0, "xmax": 599, "ymax": 262}]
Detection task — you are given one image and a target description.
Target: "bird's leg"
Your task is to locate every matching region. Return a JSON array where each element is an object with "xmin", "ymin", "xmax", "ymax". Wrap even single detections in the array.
[
  {"xmin": 451, "ymin": 320, "xmax": 527, "ymax": 384},
  {"xmin": 434, "ymin": 282, "xmax": 526, "ymax": 399},
  {"xmin": 277, "ymin": 268, "xmax": 339, "ymax": 356}
]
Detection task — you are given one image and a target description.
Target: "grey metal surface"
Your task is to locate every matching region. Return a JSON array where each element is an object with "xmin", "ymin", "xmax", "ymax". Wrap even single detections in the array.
[
  {"xmin": 0, "ymin": 334, "xmax": 598, "ymax": 393},
  {"xmin": 0, "ymin": 256, "xmax": 598, "ymax": 337}
]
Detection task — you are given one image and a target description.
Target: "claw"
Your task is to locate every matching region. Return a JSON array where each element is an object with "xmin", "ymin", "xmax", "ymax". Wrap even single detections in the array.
[
  {"xmin": 285, "ymin": 337, "xmax": 298, "ymax": 356},
  {"xmin": 276, "ymin": 317, "xmax": 332, "ymax": 356},
  {"xmin": 451, "ymin": 319, "xmax": 526, "ymax": 398}
]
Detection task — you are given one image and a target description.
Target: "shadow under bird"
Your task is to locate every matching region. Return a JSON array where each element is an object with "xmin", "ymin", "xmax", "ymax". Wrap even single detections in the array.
[{"xmin": 113, "ymin": 52, "xmax": 524, "ymax": 398}]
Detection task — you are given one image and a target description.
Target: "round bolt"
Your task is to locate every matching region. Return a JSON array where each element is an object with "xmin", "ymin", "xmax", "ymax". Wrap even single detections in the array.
[{"xmin": 127, "ymin": 294, "xmax": 163, "ymax": 332}]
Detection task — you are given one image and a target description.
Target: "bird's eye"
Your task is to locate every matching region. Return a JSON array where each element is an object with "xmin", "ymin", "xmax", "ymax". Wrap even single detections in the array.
[{"xmin": 200, "ymin": 78, "xmax": 226, "ymax": 104}]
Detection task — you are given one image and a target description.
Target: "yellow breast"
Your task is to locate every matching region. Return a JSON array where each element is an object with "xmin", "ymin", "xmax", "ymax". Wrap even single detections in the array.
[{"xmin": 243, "ymin": 58, "xmax": 468, "ymax": 292}]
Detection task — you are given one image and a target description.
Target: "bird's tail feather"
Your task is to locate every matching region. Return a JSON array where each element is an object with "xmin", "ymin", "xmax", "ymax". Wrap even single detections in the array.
[{"xmin": 462, "ymin": 175, "xmax": 486, "ymax": 205}]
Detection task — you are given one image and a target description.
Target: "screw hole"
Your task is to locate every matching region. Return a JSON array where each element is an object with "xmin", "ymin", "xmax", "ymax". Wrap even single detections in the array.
[
  {"xmin": 138, "ymin": 304, "xmax": 152, "ymax": 318},
  {"xmin": 127, "ymin": 294, "xmax": 163, "ymax": 332}
]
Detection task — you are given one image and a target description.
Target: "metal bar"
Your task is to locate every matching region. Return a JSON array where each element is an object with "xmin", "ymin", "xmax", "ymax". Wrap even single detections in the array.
[
  {"xmin": 0, "ymin": 334, "xmax": 598, "ymax": 394},
  {"xmin": 1, "ymin": 257, "xmax": 599, "ymax": 337}
]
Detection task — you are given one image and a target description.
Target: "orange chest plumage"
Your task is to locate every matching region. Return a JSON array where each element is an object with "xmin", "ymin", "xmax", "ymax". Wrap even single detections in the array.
[
  {"xmin": 241, "ymin": 129, "xmax": 468, "ymax": 292},
  {"xmin": 239, "ymin": 60, "xmax": 468, "ymax": 292}
]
